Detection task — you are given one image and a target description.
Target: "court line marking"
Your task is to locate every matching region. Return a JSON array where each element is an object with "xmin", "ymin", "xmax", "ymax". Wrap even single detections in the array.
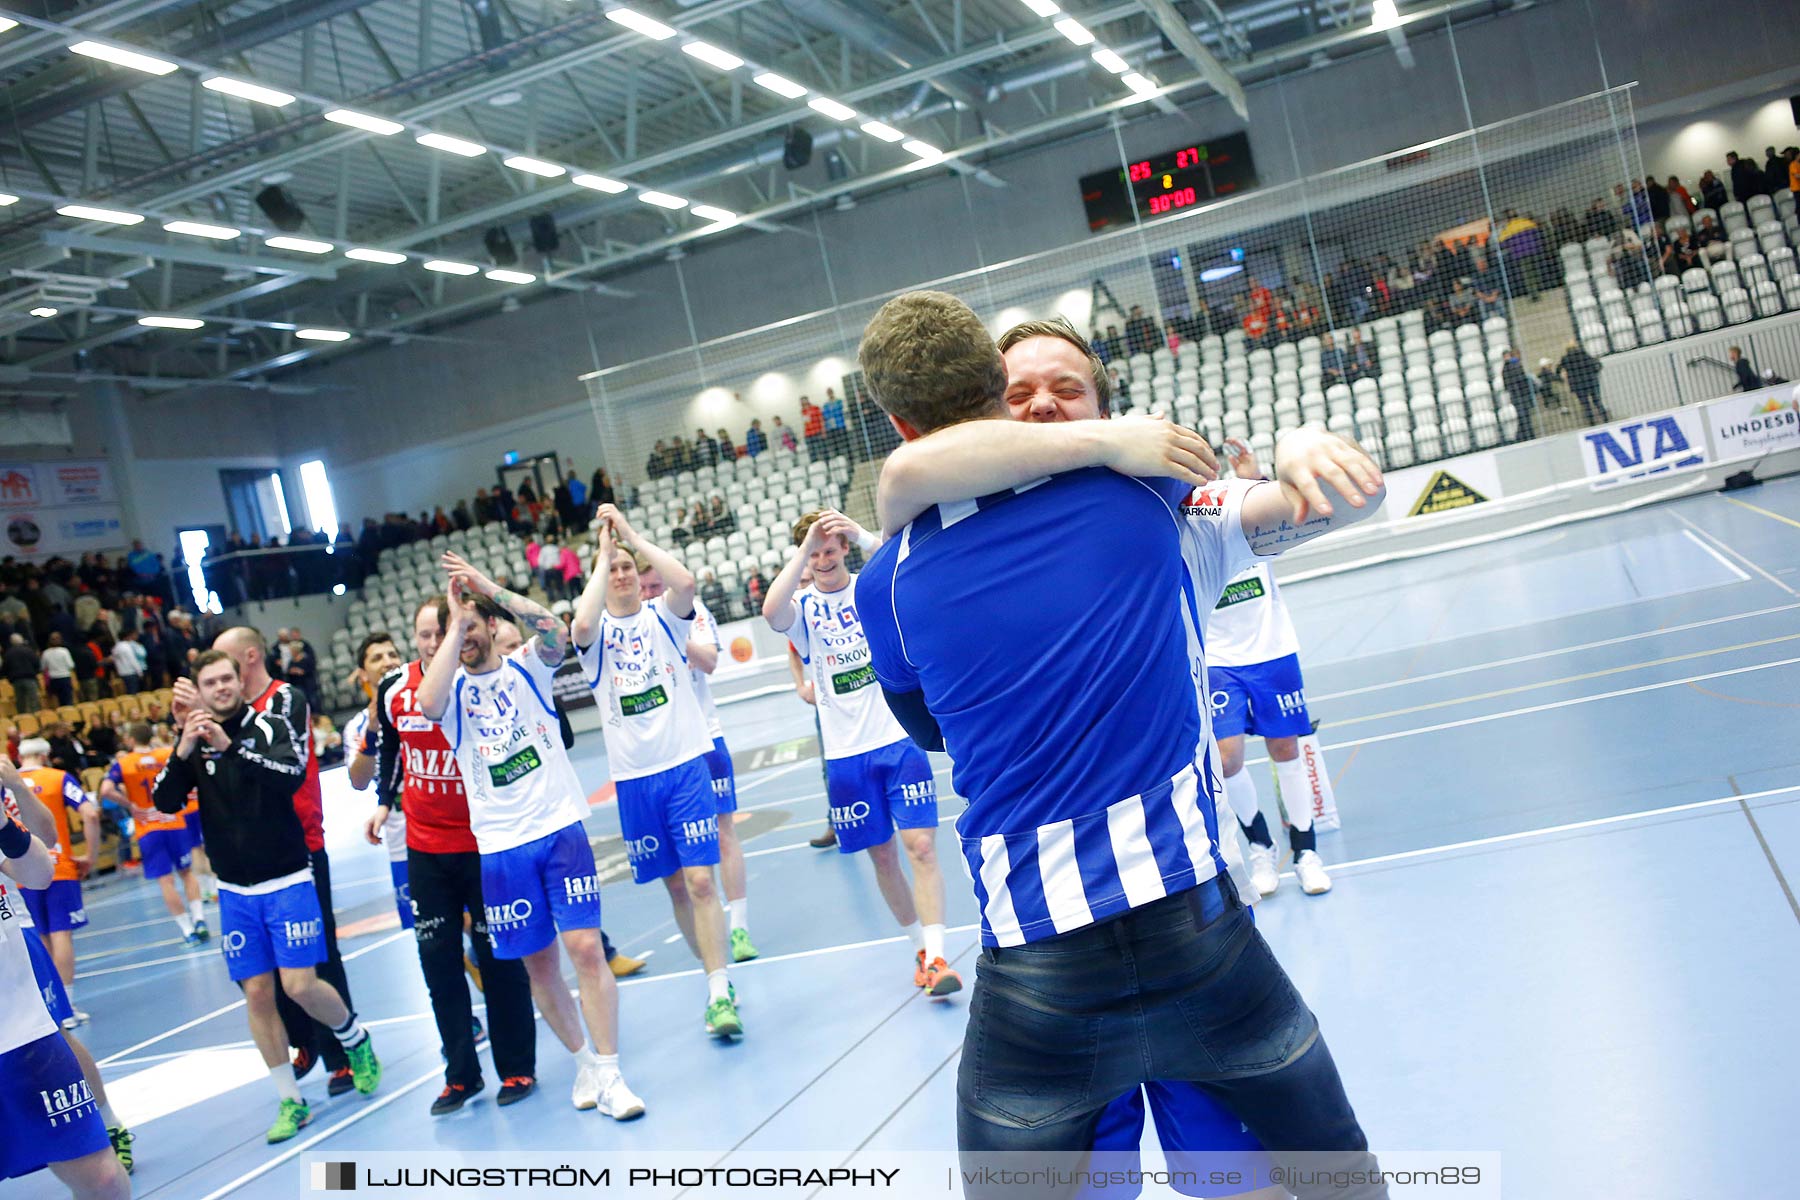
[
  {"xmin": 1325, "ymin": 635, "xmax": 1800, "ymax": 729},
  {"xmin": 1729, "ymin": 776, "xmax": 1800, "ymax": 926},
  {"xmin": 1681, "ymin": 527, "xmax": 1752, "ymax": 582},
  {"xmin": 733, "ymin": 759, "xmax": 815, "ymax": 794},
  {"xmin": 1720, "ymin": 493, "xmax": 1800, "ymax": 533},
  {"xmin": 1671, "ymin": 509, "xmax": 1796, "ymax": 596},
  {"xmin": 1307, "ymin": 602, "xmax": 1800, "ymax": 703},
  {"xmin": 1273, "ymin": 784, "xmax": 1799, "ymax": 879},
  {"xmin": 77, "ymin": 925, "xmax": 412, "ymax": 982},
  {"xmin": 97, "ymin": 998, "xmax": 247, "ymax": 1067}
]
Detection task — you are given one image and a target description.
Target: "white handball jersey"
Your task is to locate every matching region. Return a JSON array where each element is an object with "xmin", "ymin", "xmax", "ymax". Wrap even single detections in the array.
[
  {"xmin": 1176, "ymin": 478, "xmax": 1265, "ymax": 736},
  {"xmin": 433, "ymin": 644, "xmax": 590, "ymax": 855},
  {"xmin": 1206, "ymin": 560, "xmax": 1301, "ymax": 668},
  {"xmin": 0, "ymin": 795, "xmax": 35, "ymax": 932},
  {"xmin": 578, "ymin": 594, "xmax": 713, "ymax": 781},
  {"xmin": 784, "ymin": 576, "xmax": 909, "ymax": 760},
  {"xmin": 0, "ymin": 876, "xmax": 58, "ymax": 1054},
  {"xmin": 689, "ymin": 598, "xmax": 725, "ymax": 740}
]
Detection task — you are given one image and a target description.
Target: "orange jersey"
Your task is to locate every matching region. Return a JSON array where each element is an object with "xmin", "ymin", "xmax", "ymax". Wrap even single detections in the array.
[
  {"xmin": 19, "ymin": 766, "xmax": 91, "ymax": 882},
  {"xmin": 112, "ymin": 747, "xmax": 183, "ymax": 833}
]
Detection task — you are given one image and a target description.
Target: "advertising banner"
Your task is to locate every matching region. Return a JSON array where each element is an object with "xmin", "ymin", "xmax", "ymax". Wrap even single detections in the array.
[
  {"xmin": 1577, "ymin": 409, "xmax": 1710, "ymax": 489},
  {"xmin": 1380, "ymin": 451, "xmax": 1503, "ymax": 521},
  {"xmin": 1703, "ymin": 383, "xmax": 1800, "ymax": 460}
]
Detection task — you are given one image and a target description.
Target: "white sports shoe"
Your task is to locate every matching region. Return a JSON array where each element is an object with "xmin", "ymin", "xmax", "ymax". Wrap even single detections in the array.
[
  {"xmin": 1295, "ymin": 851, "xmax": 1333, "ymax": 896},
  {"xmin": 596, "ymin": 1074, "xmax": 646, "ymax": 1120},
  {"xmin": 1247, "ymin": 844, "xmax": 1280, "ymax": 897},
  {"xmin": 61, "ymin": 1009, "xmax": 90, "ymax": 1031},
  {"xmin": 571, "ymin": 1059, "xmax": 602, "ymax": 1110}
]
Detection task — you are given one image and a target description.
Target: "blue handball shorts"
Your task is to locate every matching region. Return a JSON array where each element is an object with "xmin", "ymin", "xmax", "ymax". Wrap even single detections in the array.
[
  {"xmin": 480, "ymin": 821, "xmax": 602, "ymax": 959},
  {"xmin": 616, "ymin": 756, "xmax": 721, "ymax": 884},
  {"xmin": 1208, "ymin": 653, "xmax": 1312, "ymax": 741},
  {"xmin": 390, "ymin": 857, "xmax": 415, "ymax": 930},
  {"xmin": 218, "ymin": 878, "xmax": 327, "ymax": 982},
  {"xmin": 825, "ymin": 739, "xmax": 938, "ymax": 855},
  {"xmin": 1086, "ymin": 1082, "xmax": 1272, "ymax": 1199},
  {"xmin": 138, "ymin": 827, "xmax": 193, "ymax": 881},
  {"xmin": 21, "ymin": 880, "xmax": 86, "ymax": 934},
  {"xmin": 0, "ymin": 1032, "xmax": 109, "ymax": 1181},
  {"xmin": 24, "ymin": 926, "xmax": 75, "ymax": 1025},
  {"xmin": 705, "ymin": 737, "xmax": 738, "ymax": 815}
]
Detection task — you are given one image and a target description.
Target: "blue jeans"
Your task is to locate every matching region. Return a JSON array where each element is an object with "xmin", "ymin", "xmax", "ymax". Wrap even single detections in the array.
[{"xmin": 958, "ymin": 879, "xmax": 1385, "ymax": 1199}]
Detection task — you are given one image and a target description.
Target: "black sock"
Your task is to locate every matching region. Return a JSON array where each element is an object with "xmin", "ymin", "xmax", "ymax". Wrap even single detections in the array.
[
  {"xmin": 1289, "ymin": 826, "xmax": 1316, "ymax": 855},
  {"xmin": 1239, "ymin": 813, "xmax": 1274, "ymax": 848}
]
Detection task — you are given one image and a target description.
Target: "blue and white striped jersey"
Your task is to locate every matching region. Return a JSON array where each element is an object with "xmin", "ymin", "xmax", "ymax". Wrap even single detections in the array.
[{"xmin": 859, "ymin": 467, "xmax": 1248, "ymax": 947}]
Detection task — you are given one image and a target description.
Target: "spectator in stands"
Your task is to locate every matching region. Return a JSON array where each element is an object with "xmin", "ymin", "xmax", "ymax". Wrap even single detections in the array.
[
  {"xmin": 687, "ymin": 502, "xmax": 710, "ymax": 540},
  {"xmin": 1698, "ymin": 169, "xmax": 1728, "ymax": 212},
  {"xmin": 553, "ymin": 476, "xmax": 578, "ymax": 529},
  {"xmin": 1346, "ymin": 329, "xmax": 1377, "ymax": 382},
  {"xmin": 37, "ymin": 630, "xmax": 74, "ymax": 708},
  {"xmin": 699, "ymin": 569, "xmax": 727, "ymax": 620},
  {"xmin": 1583, "ymin": 198, "xmax": 1616, "ymax": 239},
  {"xmin": 1471, "ymin": 253, "xmax": 1505, "ymax": 318},
  {"xmin": 1558, "ymin": 340, "xmax": 1609, "ymax": 426},
  {"xmin": 772, "ymin": 415, "xmax": 798, "ymax": 452},
  {"xmin": 5, "ymin": 632, "xmax": 40, "ymax": 712},
  {"xmin": 1318, "ymin": 332, "xmax": 1347, "ymax": 387},
  {"xmin": 716, "ymin": 428, "xmax": 738, "ymax": 462},
  {"xmin": 1092, "ymin": 325, "xmax": 1122, "ymax": 363},
  {"xmin": 1728, "ymin": 346, "xmax": 1762, "ymax": 392},
  {"xmin": 646, "ymin": 439, "xmax": 670, "ymax": 479},
  {"xmin": 822, "ymin": 388, "xmax": 847, "ymax": 458},
  {"xmin": 1612, "ymin": 233, "xmax": 1652, "ymax": 290},
  {"xmin": 693, "ymin": 428, "xmax": 719, "ymax": 467},
  {"xmin": 1498, "ymin": 210, "xmax": 1546, "ymax": 299},
  {"xmin": 163, "ymin": 612, "xmax": 195, "ymax": 680},
  {"xmin": 111, "ymin": 629, "xmax": 146, "ymax": 694},
  {"xmin": 1645, "ymin": 177, "xmax": 1671, "ymax": 226},
  {"xmin": 801, "ymin": 396, "xmax": 825, "ymax": 457},
  {"xmin": 1444, "ymin": 279, "xmax": 1476, "ymax": 327},
  {"xmin": 451, "ymin": 499, "xmax": 474, "ymax": 531},
  {"xmin": 590, "ymin": 467, "xmax": 617, "ymax": 510},
  {"xmin": 560, "ymin": 541, "xmax": 583, "ymax": 601},
  {"xmin": 1664, "ymin": 175, "xmax": 1695, "ymax": 216},
  {"xmin": 1765, "ymin": 147, "xmax": 1788, "ymax": 196},
  {"xmin": 1728, "ymin": 151, "xmax": 1762, "ymax": 203},
  {"xmin": 1694, "ymin": 212, "xmax": 1729, "ymax": 262},
  {"xmin": 744, "ymin": 418, "xmax": 767, "ymax": 457},
  {"xmin": 744, "ymin": 568, "xmax": 769, "ymax": 613},
  {"xmin": 1385, "ymin": 255, "xmax": 1416, "ymax": 305},
  {"xmin": 70, "ymin": 634, "xmax": 99, "ymax": 702},
  {"xmin": 1501, "ymin": 348, "xmax": 1538, "ymax": 441},
  {"xmin": 1787, "ymin": 147, "xmax": 1800, "ymax": 199},
  {"xmin": 1662, "ymin": 227, "xmax": 1701, "ymax": 276},
  {"xmin": 1619, "ymin": 182, "xmax": 1652, "ymax": 232},
  {"xmin": 46, "ymin": 721, "xmax": 85, "ymax": 772},
  {"xmin": 707, "ymin": 496, "xmax": 736, "ymax": 536},
  {"xmin": 1123, "ymin": 305, "xmax": 1159, "ymax": 356}
]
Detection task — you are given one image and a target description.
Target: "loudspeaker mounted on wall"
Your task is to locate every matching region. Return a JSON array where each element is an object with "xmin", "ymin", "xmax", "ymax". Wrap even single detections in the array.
[
  {"xmin": 783, "ymin": 126, "xmax": 814, "ymax": 171},
  {"xmin": 483, "ymin": 226, "xmax": 518, "ymax": 267},
  {"xmin": 529, "ymin": 213, "xmax": 560, "ymax": 255},
  {"xmin": 254, "ymin": 185, "xmax": 307, "ymax": 232}
]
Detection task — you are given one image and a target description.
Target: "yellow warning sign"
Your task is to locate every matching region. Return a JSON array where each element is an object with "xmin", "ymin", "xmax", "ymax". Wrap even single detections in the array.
[{"xmin": 1408, "ymin": 469, "xmax": 1490, "ymax": 517}]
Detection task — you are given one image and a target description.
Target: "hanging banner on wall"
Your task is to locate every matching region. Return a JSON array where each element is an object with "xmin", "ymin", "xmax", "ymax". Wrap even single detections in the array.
[
  {"xmin": 0, "ymin": 461, "xmax": 124, "ymax": 560},
  {"xmin": 1380, "ymin": 451, "xmax": 1504, "ymax": 521},
  {"xmin": 1577, "ymin": 409, "xmax": 1710, "ymax": 489},
  {"xmin": 1703, "ymin": 383, "xmax": 1800, "ymax": 460}
]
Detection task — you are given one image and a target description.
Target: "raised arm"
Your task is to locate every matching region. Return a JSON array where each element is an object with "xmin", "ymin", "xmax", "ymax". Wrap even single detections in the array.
[
  {"xmin": 1239, "ymin": 426, "xmax": 1387, "ymax": 555},
  {"xmin": 443, "ymin": 550, "xmax": 568, "ymax": 668},
  {"xmin": 0, "ymin": 759, "xmax": 57, "ymax": 844},
  {"xmin": 765, "ymin": 514, "xmax": 838, "ymax": 633},
  {"xmin": 418, "ymin": 583, "xmax": 472, "ymax": 722},
  {"xmin": 570, "ymin": 521, "xmax": 613, "ymax": 649},
  {"xmin": 876, "ymin": 415, "xmax": 1217, "ymax": 530},
  {"xmin": 0, "ymin": 822, "xmax": 54, "ymax": 891},
  {"xmin": 599, "ymin": 504, "xmax": 694, "ymax": 618}
]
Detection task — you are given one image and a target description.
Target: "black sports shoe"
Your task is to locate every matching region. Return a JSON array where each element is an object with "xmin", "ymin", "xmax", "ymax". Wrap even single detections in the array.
[
  {"xmin": 809, "ymin": 827, "xmax": 838, "ymax": 849},
  {"xmin": 291, "ymin": 1046, "xmax": 318, "ymax": 1080},
  {"xmin": 327, "ymin": 1066, "xmax": 355, "ymax": 1097},
  {"xmin": 496, "ymin": 1076, "xmax": 536, "ymax": 1107},
  {"xmin": 430, "ymin": 1080, "xmax": 484, "ymax": 1116}
]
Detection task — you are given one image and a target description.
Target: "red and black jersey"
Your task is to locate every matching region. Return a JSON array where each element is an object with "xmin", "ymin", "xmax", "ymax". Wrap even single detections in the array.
[
  {"xmin": 250, "ymin": 678, "xmax": 323, "ymax": 852},
  {"xmin": 374, "ymin": 661, "xmax": 477, "ymax": 855}
]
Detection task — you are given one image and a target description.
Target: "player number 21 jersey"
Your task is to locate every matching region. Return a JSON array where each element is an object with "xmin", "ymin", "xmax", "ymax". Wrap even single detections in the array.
[{"xmin": 787, "ymin": 576, "xmax": 908, "ymax": 760}]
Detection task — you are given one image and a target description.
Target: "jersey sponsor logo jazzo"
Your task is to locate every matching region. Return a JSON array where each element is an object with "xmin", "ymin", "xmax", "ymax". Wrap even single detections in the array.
[
  {"xmin": 624, "ymin": 834, "xmax": 661, "ymax": 860},
  {"xmin": 485, "ymin": 898, "xmax": 534, "ymax": 931},
  {"xmin": 678, "ymin": 816, "xmax": 718, "ymax": 845},
  {"xmin": 829, "ymin": 800, "xmax": 872, "ymax": 825},
  {"xmin": 283, "ymin": 918, "xmax": 322, "ymax": 946},
  {"xmin": 898, "ymin": 779, "xmax": 935, "ymax": 804},
  {"xmin": 38, "ymin": 1077, "xmax": 97, "ymax": 1127},
  {"xmin": 1275, "ymin": 688, "xmax": 1306, "ymax": 716},
  {"xmin": 563, "ymin": 874, "xmax": 600, "ymax": 903}
]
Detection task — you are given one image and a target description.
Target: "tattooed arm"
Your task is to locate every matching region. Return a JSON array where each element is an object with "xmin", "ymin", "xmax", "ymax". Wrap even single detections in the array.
[
  {"xmin": 1240, "ymin": 426, "xmax": 1387, "ymax": 555},
  {"xmin": 441, "ymin": 551, "xmax": 571, "ymax": 667}
]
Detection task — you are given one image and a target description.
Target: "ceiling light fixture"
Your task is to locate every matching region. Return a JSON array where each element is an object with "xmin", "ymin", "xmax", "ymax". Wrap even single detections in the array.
[
  {"xmin": 486, "ymin": 269, "xmax": 537, "ymax": 284},
  {"xmin": 605, "ymin": 8, "xmax": 677, "ymax": 39},
  {"xmin": 0, "ymin": 194, "xmax": 20, "ymax": 206},
  {"xmin": 423, "ymin": 260, "xmax": 480, "ymax": 275},
  {"xmin": 690, "ymin": 204, "xmax": 735, "ymax": 223},
  {"xmin": 58, "ymin": 204, "xmax": 143, "ymax": 225},
  {"xmin": 416, "ymin": 132, "xmax": 486, "ymax": 157},
  {"xmin": 1371, "ymin": 0, "xmax": 1402, "ymax": 31},
  {"xmin": 1091, "ymin": 48, "xmax": 1129, "ymax": 73},
  {"xmin": 681, "ymin": 41, "xmax": 743, "ymax": 70},
  {"xmin": 807, "ymin": 97, "xmax": 856, "ymax": 122},
  {"xmin": 202, "ymin": 76, "xmax": 296, "ymax": 106},
  {"xmin": 638, "ymin": 191, "xmax": 688, "ymax": 209},
  {"xmin": 29, "ymin": 307, "xmax": 57, "ymax": 318},
  {"xmin": 139, "ymin": 315, "xmax": 205, "ymax": 330},
  {"xmin": 265, "ymin": 235, "xmax": 333, "ymax": 253},
  {"xmin": 860, "ymin": 121, "xmax": 905, "ymax": 143},
  {"xmin": 68, "ymin": 41, "xmax": 178, "ymax": 75},
  {"xmin": 503, "ymin": 155, "xmax": 566, "ymax": 178},
  {"xmin": 752, "ymin": 72, "xmax": 807, "ymax": 99},
  {"xmin": 345, "ymin": 247, "xmax": 408, "ymax": 264},
  {"xmin": 1053, "ymin": 17, "xmax": 1094, "ymax": 45},
  {"xmin": 1121, "ymin": 71, "xmax": 1159, "ymax": 95},
  {"xmin": 1018, "ymin": 0, "xmax": 1061, "ymax": 15},
  {"xmin": 902, "ymin": 140, "xmax": 945, "ymax": 161},
  {"xmin": 295, "ymin": 328, "xmax": 352, "ymax": 342},
  {"xmin": 572, "ymin": 174, "xmax": 630, "ymax": 194},
  {"xmin": 163, "ymin": 220, "xmax": 240, "ymax": 240},
  {"xmin": 323, "ymin": 109, "xmax": 404, "ymax": 135}
]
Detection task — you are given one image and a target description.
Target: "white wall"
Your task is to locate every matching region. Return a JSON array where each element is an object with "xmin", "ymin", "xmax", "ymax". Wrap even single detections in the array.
[{"xmin": 1638, "ymin": 94, "xmax": 1800, "ymax": 189}]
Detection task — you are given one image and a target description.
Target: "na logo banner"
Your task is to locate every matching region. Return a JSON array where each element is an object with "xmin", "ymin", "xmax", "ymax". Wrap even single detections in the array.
[{"xmin": 1579, "ymin": 410, "xmax": 1710, "ymax": 489}]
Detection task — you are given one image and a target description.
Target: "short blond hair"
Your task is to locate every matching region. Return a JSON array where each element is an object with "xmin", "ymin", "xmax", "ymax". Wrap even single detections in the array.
[
  {"xmin": 997, "ymin": 316, "xmax": 1112, "ymax": 408},
  {"xmin": 857, "ymin": 290, "xmax": 1006, "ymax": 434},
  {"xmin": 790, "ymin": 509, "xmax": 847, "ymax": 548}
]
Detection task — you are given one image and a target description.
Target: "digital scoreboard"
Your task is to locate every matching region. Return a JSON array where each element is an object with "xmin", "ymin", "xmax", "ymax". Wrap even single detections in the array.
[{"xmin": 1080, "ymin": 132, "xmax": 1258, "ymax": 233}]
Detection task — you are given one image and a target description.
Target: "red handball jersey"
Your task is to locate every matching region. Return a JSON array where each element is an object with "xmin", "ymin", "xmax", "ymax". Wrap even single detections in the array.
[
  {"xmin": 374, "ymin": 661, "xmax": 478, "ymax": 855},
  {"xmin": 250, "ymin": 678, "xmax": 324, "ymax": 852}
]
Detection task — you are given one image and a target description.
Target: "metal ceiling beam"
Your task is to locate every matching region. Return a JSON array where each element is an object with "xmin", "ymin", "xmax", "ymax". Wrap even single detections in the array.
[
  {"xmin": 0, "ymin": 0, "xmax": 206, "ymax": 76},
  {"xmin": 40, "ymin": 231, "xmax": 342, "ymax": 280},
  {"xmin": 1134, "ymin": 0, "xmax": 1249, "ymax": 118},
  {"xmin": 782, "ymin": 0, "xmax": 990, "ymax": 110}
]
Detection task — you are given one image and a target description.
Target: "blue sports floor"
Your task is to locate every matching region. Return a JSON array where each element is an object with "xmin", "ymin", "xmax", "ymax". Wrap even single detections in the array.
[{"xmin": 19, "ymin": 479, "xmax": 1800, "ymax": 1199}]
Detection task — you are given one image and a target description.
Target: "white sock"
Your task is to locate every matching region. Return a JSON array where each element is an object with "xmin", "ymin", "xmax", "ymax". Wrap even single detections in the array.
[
  {"xmin": 175, "ymin": 912, "xmax": 195, "ymax": 937},
  {"xmin": 706, "ymin": 969, "xmax": 730, "ymax": 1004},
  {"xmin": 329, "ymin": 1012, "xmax": 368, "ymax": 1050},
  {"xmin": 727, "ymin": 898, "xmax": 748, "ymax": 932},
  {"xmin": 187, "ymin": 899, "xmax": 205, "ymax": 923},
  {"xmin": 99, "ymin": 1100, "xmax": 120, "ymax": 1127},
  {"xmin": 594, "ymin": 1052, "xmax": 620, "ymax": 1083},
  {"xmin": 574, "ymin": 1043, "xmax": 600, "ymax": 1068},
  {"xmin": 922, "ymin": 923, "xmax": 946, "ymax": 963},
  {"xmin": 1273, "ymin": 758, "xmax": 1314, "ymax": 833},
  {"xmin": 900, "ymin": 921, "xmax": 924, "ymax": 953},
  {"xmin": 1222, "ymin": 766, "xmax": 1261, "ymax": 826},
  {"xmin": 269, "ymin": 1064, "xmax": 301, "ymax": 1103}
]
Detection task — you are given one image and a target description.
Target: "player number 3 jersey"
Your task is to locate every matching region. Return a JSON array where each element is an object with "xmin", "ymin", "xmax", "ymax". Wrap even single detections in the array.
[
  {"xmin": 434, "ymin": 646, "xmax": 588, "ymax": 855},
  {"xmin": 578, "ymin": 595, "xmax": 713, "ymax": 780},
  {"xmin": 788, "ymin": 577, "xmax": 908, "ymax": 760}
]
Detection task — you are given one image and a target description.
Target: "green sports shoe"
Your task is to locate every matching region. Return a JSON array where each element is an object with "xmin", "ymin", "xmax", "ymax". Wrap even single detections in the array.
[
  {"xmin": 108, "ymin": 1126, "xmax": 134, "ymax": 1174},
  {"xmin": 704, "ymin": 995, "xmax": 743, "ymax": 1039},
  {"xmin": 347, "ymin": 1037, "xmax": 382, "ymax": 1095},
  {"xmin": 729, "ymin": 927, "xmax": 759, "ymax": 963},
  {"xmin": 266, "ymin": 1098, "xmax": 311, "ymax": 1144}
]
